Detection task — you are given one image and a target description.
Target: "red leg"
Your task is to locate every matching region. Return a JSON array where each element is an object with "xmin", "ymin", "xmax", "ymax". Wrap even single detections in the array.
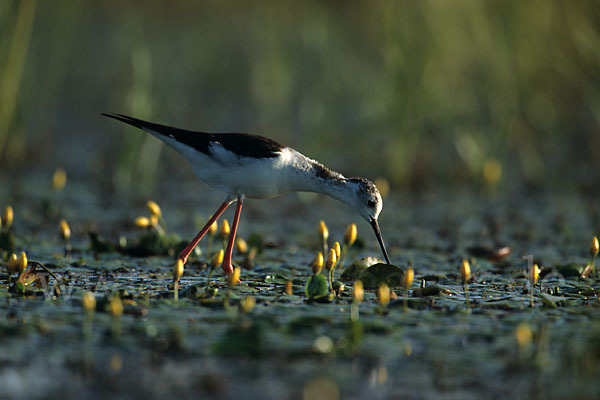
[
  {"xmin": 222, "ymin": 196, "xmax": 244, "ymax": 274},
  {"xmin": 177, "ymin": 200, "xmax": 231, "ymax": 264}
]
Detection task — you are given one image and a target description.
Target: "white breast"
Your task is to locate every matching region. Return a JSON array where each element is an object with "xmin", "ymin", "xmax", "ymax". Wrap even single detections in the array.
[{"xmin": 187, "ymin": 145, "xmax": 299, "ymax": 199}]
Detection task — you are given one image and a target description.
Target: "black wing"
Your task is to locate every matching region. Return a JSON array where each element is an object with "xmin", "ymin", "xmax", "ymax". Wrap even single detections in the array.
[{"xmin": 102, "ymin": 113, "xmax": 284, "ymax": 159}]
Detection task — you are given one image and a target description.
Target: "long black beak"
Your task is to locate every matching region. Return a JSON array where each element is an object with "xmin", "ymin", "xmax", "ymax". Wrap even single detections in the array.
[{"xmin": 370, "ymin": 218, "xmax": 391, "ymax": 264}]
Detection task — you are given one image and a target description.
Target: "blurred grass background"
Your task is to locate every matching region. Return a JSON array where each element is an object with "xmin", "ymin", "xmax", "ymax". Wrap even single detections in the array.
[{"xmin": 1, "ymin": 0, "xmax": 599, "ymax": 195}]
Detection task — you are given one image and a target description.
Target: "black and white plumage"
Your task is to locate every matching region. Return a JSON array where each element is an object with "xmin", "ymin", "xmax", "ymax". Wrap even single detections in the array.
[{"xmin": 103, "ymin": 113, "xmax": 390, "ymax": 272}]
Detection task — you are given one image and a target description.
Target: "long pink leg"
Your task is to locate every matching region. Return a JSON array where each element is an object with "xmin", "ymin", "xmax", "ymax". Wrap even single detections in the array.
[
  {"xmin": 177, "ymin": 200, "xmax": 231, "ymax": 264},
  {"xmin": 222, "ymin": 196, "xmax": 244, "ymax": 274}
]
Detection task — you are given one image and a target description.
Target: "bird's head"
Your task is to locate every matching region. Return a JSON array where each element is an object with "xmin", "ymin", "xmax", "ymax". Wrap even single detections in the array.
[{"xmin": 347, "ymin": 178, "xmax": 390, "ymax": 264}]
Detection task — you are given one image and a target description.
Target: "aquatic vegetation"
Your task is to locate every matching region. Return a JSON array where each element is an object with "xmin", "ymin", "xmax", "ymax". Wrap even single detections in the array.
[
  {"xmin": 350, "ymin": 280, "xmax": 364, "ymax": 322},
  {"xmin": 325, "ymin": 248, "xmax": 337, "ymax": 294},
  {"xmin": 318, "ymin": 220, "xmax": 329, "ymax": 256},
  {"xmin": 460, "ymin": 259, "xmax": 471, "ymax": 313},
  {"xmin": 236, "ymin": 238, "xmax": 248, "ymax": 254},
  {"xmin": 0, "ymin": 205, "xmax": 16, "ymax": 251},
  {"xmin": 529, "ymin": 263, "xmax": 540, "ymax": 308},
  {"xmin": 338, "ymin": 223, "xmax": 357, "ymax": 270},
  {"xmin": 17, "ymin": 251, "xmax": 27, "ymax": 274},
  {"xmin": 402, "ymin": 266, "xmax": 414, "ymax": 312},
  {"xmin": 219, "ymin": 218, "xmax": 230, "ymax": 246},
  {"xmin": 582, "ymin": 236, "xmax": 599, "ymax": 278},
  {"xmin": 377, "ymin": 283, "xmax": 390, "ymax": 309},
  {"xmin": 52, "ymin": 168, "xmax": 67, "ymax": 191},
  {"xmin": 306, "ymin": 252, "xmax": 329, "ymax": 301},
  {"xmin": 1, "ymin": 188, "xmax": 599, "ymax": 398},
  {"xmin": 173, "ymin": 259, "xmax": 184, "ymax": 300},
  {"xmin": 2, "ymin": 206, "xmax": 13, "ymax": 230},
  {"xmin": 59, "ymin": 219, "xmax": 72, "ymax": 256}
]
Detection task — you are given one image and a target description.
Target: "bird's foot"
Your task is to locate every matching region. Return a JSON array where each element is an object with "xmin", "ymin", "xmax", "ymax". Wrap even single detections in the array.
[
  {"xmin": 222, "ymin": 262, "xmax": 242, "ymax": 284},
  {"xmin": 221, "ymin": 263, "xmax": 234, "ymax": 274}
]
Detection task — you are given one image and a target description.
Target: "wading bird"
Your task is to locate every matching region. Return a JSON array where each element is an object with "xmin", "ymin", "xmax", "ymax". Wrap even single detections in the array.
[{"xmin": 103, "ymin": 113, "xmax": 391, "ymax": 273}]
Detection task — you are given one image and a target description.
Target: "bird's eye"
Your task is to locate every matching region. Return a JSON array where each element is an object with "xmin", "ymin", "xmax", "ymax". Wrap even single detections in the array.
[{"xmin": 367, "ymin": 199, "xmax": 376, "ymax": 208}]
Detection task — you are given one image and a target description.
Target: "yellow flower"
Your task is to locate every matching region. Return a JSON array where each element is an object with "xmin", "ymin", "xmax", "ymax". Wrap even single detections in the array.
[
  {"xmin": 590, "ymin": 236, "xmax": 599, "ymax": 258},
  {"xmin": 325, "ymin": 248, "xmax": 337, "ymax": 271},
  {"xmin": 134, "ymin": 216, "xmax": 151, "ymax": 227},
  {"xmin": 318, "ymin": 220, "xmax": 329, "ymax": 242},
  {"xmin": 52, "ymin": 168, "xmax": 67, "ymax": 191},
  {"xmin": 173, "ymin": 259, "xmax": 184, "ymax": 283},
  {"xmin": 530, "ymin": 264, "xmax": 540, "ymax": 286},
  {"xmin": 353, "ymin": 280, "xmax": 364, "ymax": 303},
  {"xmin": 404, "ymin": 267, "xmax": 414, "ymax": 288},
  {"xmin": 59, "ymin": 219, "xmax": 71, "ymax": 240},
  {"xmin": 377, "ymin": 283, "xmax": 390, "ymax": 306},
  {"xmin": 460, "ymin": 259, "xmax": 471, "ymax": 283},
  {"xmin": 515, "ymin": 323, "xmax": 532, "ymax": 348},
  {"xmin": 311, "ymin": 252, "xmax": 324, "ymax": 274},
  {"xmin": 17, "ymin": 251, "xmax": 27, "ymax": 273},
  {"xmin": 333, "ymin": 242, "xmax": 341, "ymax": 260},
  {"xmin": 284, "ymin": 280, "xmax": 293, "ymax": 295},
  {"xmin": 209, "ymin": 220, "xmax": 218, "ymax": 236},
  {"xmin": 236, "ymin": 238, "xmax": 248, "ymax": 254},
  {"xmin": 150, "ymin": 214, "xmax": 159, "ymax": 227},
  {"xmin": 227, "ymin": 266, "xmax": 241, "ymax": 287},
  {"xmin": 7, "ymin": 253, "xmax": 18, "ymax": 274},
  {"xmin": 147, "ymin": 200, "xmax": 161, "ymax": 217},
  {"xmin": 240, "ymin": 296, "xmax": 256, "ymax": 313},
  {"xmin": 219, "ymin": 219, "xmax": 230, "ymax": 239},
  {"xmin": 211, "ymin": 249, "xmax": 225, "ymax": 269},
  {"xmin": 82, "ymin": 291, "xmax": 96, "ymax": 313},
  {"xmin": 110, "ymin": 296, "xmax": 124, "ymax": 317},
  {"xmin": 483, "ymin": 159, "xmax": 502, "ymax": 186},
  {"xmin": 3, "ymin": 206, "xmax": 13, "ymax": 229},
  {"xmin": 344, "ymin": 223, "xmax": 357, "ymax": 246}
]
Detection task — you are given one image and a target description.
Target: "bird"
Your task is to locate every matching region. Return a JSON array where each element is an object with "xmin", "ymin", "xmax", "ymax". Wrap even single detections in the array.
[{"xmin": 102, "ymin": 113, "xmax": 391, "ymax": 274}]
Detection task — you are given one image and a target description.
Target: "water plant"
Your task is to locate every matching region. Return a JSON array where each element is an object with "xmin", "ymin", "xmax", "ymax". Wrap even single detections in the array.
[
  {"xmin": 581, "ymin": 236, "xmax": 599, "ymax": 278},
  {"xmin": 219, "ymin": 219, "xmax": 230, "ymax": 249},
  {"xmin": 318, "ymin": 220, "xmax": 329, "ymax": 257},
  {"xmin": 305, "ymin": 252, "xmax": 328, "ymax": 301},
  {"xmin": 338, "ymin": 223, "xmax": 357, "ymax": 270},
  {"xmin": 460, "ymin": 259, "xmax": 471, "ymax": 313},
  {"xmin": 402, "ymin": 267, "xmax": 414, "ymax": 313},
  {"xmin": 173, "ymin": 259, "xmax": 184, "ymax": 300},
  {"xmin": 529, "ymin": 264, "xmax": 540, "ymax": 308},
  {"xmin": 59, "ymin": 219, "xmax": 72, "ymax": 257}
]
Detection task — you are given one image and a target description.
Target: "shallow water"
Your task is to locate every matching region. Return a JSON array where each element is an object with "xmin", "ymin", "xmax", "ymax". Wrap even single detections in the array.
[{"xmin": 1, "ymin": 173, "xmax": 599, "ymax": 399}]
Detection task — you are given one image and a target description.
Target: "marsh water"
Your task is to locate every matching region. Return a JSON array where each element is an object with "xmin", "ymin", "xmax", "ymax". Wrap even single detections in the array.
[{"xmin": 1, "ymin": 171, "xmax": 599, "ymax": 399}]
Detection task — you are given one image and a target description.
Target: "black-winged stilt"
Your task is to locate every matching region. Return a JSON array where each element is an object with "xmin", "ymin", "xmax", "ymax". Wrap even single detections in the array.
[{"xmin": 103, "ymin": 113, "xmax": 391, "ymax": 273}]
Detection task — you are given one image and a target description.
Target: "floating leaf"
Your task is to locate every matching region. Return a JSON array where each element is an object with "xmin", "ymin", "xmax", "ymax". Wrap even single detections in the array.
[
  {"xmin": 88, "ymin": 232, "xmax": 117, "ymax": 253},
  {"xmin": 412, "ymin": 286, "xmax": 443, "ymax": 297},
  {"xmin": 358, "ymin": 263, "xmax": 405, "ymax": 289},
  {"xmin": 305, "ymin": 273, "xmax": 329, "ymax": 299},
  {"xmin": 264, "ymin": 273, "xmax": 290, "ymax": 285},
  {"xmin": 126, "ymin": 231, "xmax": 184, "ymax": 257},
  {"xmin": 549, "ymin": 263, "xmax": 582, "ymax": 278},
  {"xmin": 468, "ymin": 245, "xmax": 511, "ymax": 261},
  {"xmin": 340, "ymin": 256, "xmax": 381, "ymax": 281}
]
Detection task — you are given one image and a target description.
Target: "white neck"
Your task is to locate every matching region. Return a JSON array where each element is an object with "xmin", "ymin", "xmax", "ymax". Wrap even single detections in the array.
[{"xmin": 280, "ymin": 148, "xmax": 356, "ymax": 207}]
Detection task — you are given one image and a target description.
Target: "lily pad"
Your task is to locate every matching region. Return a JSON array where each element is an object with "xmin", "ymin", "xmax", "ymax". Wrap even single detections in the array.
[
  {"xmin": 340, "ymin": 256, "xmax": 381, "ymax": 281},
  {"xmin": 126, "ymin": 231, "xmax": 185, "ymax": 257},
  {"xmin": 546, "ymin": 263, "xmax": 582, "ymax": 278},
  {"xmin": 358, "ymin": 263, "xmax": 405, "ymax": 289},
  {"xmin": 305, "ymin": 273, "xmax": 329, "ymax": 299}
]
